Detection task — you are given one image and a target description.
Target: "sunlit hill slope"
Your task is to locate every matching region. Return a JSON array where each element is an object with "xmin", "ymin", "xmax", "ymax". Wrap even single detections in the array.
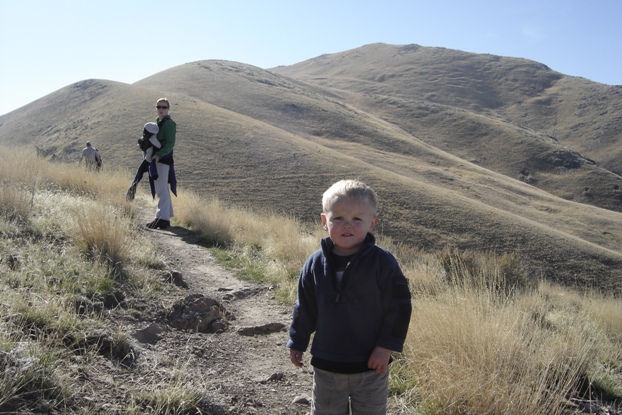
[{"xmin": 1, "ymin": 43, "xmax": 621, "ymax": 291}]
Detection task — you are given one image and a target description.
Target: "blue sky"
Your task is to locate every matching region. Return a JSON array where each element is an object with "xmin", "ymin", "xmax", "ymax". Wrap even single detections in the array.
[{"xmin": 1, "ymin": 0, "xmax": 621, "ymax": 116}]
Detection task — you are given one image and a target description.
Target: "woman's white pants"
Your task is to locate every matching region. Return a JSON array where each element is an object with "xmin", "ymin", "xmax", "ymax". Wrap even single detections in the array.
[{"xmin": 154, "ymin": 162, "xmax": 173, "ymax": 220}]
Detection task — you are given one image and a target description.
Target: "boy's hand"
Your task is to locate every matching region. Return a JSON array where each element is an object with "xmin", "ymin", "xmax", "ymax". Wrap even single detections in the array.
[
  {"xmin": 368, "ymin": 346, "xmax": 392, "ymax": 374},
  {"xmin": 290, "ymin": 349, "xmax": 304, "ymax": 368}
]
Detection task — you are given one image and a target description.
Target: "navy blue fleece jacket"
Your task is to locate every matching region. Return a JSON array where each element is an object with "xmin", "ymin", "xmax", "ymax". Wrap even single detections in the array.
[{"xmin": 287, "ymin": 233, "xmax": 412, "ymax": 365}]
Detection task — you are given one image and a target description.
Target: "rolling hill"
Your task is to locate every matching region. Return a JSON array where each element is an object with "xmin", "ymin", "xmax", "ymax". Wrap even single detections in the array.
[{"xmin": 1, "ymin": 43, "xmax": 621, "ymax": 291}]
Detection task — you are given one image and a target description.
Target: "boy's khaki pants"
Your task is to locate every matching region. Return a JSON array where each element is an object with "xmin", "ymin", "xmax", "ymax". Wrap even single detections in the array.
[{"xmin": 311, "ymin": 368, "xmax": 388, "ymax": 415}]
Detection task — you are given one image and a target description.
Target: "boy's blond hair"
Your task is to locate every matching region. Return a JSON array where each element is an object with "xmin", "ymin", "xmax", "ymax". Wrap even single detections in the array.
[{"xmin": 322, "ymin": 180, "xmax": 378, "ymax": 213}]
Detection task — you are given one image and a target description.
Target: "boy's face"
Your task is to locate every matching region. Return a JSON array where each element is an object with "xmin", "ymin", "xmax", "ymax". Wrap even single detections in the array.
[{"xmin": 321, "ymin": 196, "xmax": 378, "ymax": 256}]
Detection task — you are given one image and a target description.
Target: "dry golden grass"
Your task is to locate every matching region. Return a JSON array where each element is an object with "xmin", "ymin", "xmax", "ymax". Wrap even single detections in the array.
[
  {"xmin": 70, "ymin": 202, "xmax": 135, "ymax": 270},
  {"xmin": 0, "ymin": 184, "xmax": 31, "ymax": 223},
  {"xmin": 173, "ymin": 188, "xmax": 322, "ymax": 301},
  {"xmin": 584, "ymin": 294, "xmax": 622, "ymax": 344},
  {"xmin": 0, "ymin": 146, "xmax": 133, "ymax": 206},
  {"xmin": 175, "ymin": 193, "xmax": 281, "ymax": 283},
  {"xmin": 406, "ymin": 282, "xmax": 595, "ymax": 414}
]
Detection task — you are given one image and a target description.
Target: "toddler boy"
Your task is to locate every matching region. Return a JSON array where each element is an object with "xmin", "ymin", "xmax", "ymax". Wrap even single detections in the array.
[{"xmin": 288, "ymin": 179, "xmax": 412, "ymax": 415}]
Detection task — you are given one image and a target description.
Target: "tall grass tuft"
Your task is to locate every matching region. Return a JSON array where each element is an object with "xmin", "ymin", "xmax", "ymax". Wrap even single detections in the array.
[
  {"xmin": 70, "ymin": 203, "xmax": 134, "ymax": 272},
  {"xmin": 0, "ymin": 184, "xmax": 32, "ymax": 223},
  {"xmin": 173, "ymin": 190, "xmax": 234, "ymax": 246}
]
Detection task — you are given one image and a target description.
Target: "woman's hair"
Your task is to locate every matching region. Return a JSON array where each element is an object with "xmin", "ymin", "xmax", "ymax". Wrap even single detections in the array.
[
  {"xmin": 156, "ymin": 97, "xmax": 170, "ymax": 107},
  {"xmin": 322, "ymin": 179, "xmax": 378, "ymax": 213}
]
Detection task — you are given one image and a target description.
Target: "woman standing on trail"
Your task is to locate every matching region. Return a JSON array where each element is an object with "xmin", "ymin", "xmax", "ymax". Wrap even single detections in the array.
[{"xmin": 146, "ymin": 98, "xmax": 177, "ymax": 230}]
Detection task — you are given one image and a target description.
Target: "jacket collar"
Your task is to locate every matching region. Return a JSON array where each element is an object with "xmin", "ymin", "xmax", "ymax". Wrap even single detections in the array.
[{"xmin": 321, "ymin": 232, "xmax": 376, "ymax": 256}]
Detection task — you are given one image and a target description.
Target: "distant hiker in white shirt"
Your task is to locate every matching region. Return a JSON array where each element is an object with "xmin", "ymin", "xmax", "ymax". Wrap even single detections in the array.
[{"xmin": 79, "ymin": 141, "xmax": 102, "ymax": 171}]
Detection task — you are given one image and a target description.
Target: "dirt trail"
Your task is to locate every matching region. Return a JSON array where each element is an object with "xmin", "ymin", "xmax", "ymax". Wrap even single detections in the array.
[{"xmin": 124, "ymin": 208, "xmax": 314, "ymax": 414}]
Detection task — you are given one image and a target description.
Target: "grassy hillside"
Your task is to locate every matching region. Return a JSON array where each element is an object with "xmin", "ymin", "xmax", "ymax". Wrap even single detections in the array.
[
  {"xmin": 272, "ymin": 43, "xmax": 622, "ymax": 173},
  {"xmin": 1, "ymin": 44, "xmax": 621, "ymax": 290},
  {"xmin": 271, "ymin": 43, "xmax": 622, "ymax": 209}
]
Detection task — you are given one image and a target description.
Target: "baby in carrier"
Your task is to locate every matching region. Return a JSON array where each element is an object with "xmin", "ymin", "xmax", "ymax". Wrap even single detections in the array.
[
  {"xmin": 139, "ymin": 122, "xmax": 161, "ymax": 162},
  {"xmin": 126, "ymin": 122, "xmax": 161, "ymax": 201}
]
